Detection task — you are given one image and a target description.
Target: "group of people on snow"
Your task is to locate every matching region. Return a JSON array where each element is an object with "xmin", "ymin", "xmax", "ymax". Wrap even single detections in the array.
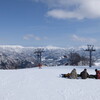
[{"xmin": 61, "ymin": 68, "xmax": 100, "ymax": 79}]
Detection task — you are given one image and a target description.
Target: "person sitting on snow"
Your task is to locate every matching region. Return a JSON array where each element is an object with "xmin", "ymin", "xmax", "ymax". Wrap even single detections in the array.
[
  {"xmin": 95, "ymin": 69, "xmax": 98, "ymax": 79},
  {"xmin": 61, "ymin": 68, "xmax": 77, "ymax": 79},
  {"xmin": 69, "ymin": 68, "xmax": 77, "ymax": 79},
  {"xmin": 80, "ymin": 69, "xmax": 89, "ymax": 79},
  {"xmin": 95, "ymin": 69, "xmax": 100, "ymax": 79}
]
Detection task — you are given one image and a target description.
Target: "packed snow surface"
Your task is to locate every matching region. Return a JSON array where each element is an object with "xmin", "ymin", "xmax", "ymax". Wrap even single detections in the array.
[{"xmin": 0, "ymin": 66, "xmax": 100, "ymax": 100}]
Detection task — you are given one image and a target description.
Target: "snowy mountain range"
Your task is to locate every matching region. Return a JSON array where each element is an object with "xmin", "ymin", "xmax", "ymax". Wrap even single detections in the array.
[{"xmin": 0, "ymin": 45, "xmax": 100, "ymax": 69}]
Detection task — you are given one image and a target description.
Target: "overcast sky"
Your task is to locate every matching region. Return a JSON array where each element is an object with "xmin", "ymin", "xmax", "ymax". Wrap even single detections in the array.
[{"xmin": 0, "ymin": 0, "xmax": 100, "ymax": 47}]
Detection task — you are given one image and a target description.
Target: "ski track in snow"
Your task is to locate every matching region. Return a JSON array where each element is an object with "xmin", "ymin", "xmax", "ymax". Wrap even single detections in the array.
[{"xmin": 0, "ymin": 66, "xmax": 100, "ymax": 100}]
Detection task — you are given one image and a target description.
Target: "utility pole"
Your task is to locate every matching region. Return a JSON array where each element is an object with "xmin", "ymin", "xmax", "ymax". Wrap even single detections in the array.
[
  {"xmin": 34, "ymin": 48, "xmax": 44, "ymax": 68},
  {"xmin": 85, "ymin": 45, "xmax": 96, "ymax": 67}
]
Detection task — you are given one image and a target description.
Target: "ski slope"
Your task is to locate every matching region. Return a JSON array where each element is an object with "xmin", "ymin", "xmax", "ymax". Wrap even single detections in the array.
[{"xmin": 0, "ymin": 66, "xmax": 100, "ymax": 100}]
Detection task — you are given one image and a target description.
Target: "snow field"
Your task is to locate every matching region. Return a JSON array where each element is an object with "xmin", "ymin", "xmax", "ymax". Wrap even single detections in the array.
[{"xmin": 0, "ymin": 66, "xmax": 100, "ymax": 100}]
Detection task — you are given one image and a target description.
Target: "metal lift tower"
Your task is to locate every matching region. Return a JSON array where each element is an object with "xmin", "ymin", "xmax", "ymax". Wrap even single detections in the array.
[
  {"xmin": 85, "ymin": 45, "xmax": 96, "ymax": 67},
  {"xmin": 34, "ymin": 48, "xmax": 44, "ymax": 68}
]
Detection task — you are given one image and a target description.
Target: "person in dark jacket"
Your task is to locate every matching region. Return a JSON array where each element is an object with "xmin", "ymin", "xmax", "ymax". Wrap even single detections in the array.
[{"xmin": 80, "ymin": 69, "xmax": 89, "ymax": 79}]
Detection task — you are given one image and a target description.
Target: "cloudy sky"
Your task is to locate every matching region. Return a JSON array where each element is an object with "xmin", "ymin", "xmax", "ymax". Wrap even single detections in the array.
[{"xmin": 0, "ymin": 0, "xmax": 100, "ymax": 47}]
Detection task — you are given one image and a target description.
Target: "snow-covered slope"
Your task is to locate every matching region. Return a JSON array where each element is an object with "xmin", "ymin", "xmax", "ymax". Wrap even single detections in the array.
[
  {"xmin": 0, "ymin": 45, "xmax": 100, "ymax": 68},
  {"xmin": 0, "ymin": 66, "xmax": 100, "ymax": 100}
]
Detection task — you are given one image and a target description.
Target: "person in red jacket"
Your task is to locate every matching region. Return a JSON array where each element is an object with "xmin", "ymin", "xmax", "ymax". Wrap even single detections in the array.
[{"xmin": 95, "ymin": 69, "xmax": 100, "ymax": 79}]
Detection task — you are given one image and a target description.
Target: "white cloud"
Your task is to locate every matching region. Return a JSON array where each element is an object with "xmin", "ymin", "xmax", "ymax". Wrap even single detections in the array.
[
  {"xmin": 72, "ymin": 34, "xmax": 97, "ymax": 43},
  {"xmin": 47, "ymin": 9, "xmax": 83, "ymax": 20},
  {"xmin": 35, "ymin": 36, "xmax": 41, "ymax": 41},
  {"xmin": 32, "ymin": 0, "xmax": 100, "ymax": 19},
  {"xmin": 23, "ymin": 34, "xmax": 41, "ymax": 41},
  {"xmin": 23, "ymin": 34, "xmax": 48, "ymax": 41},
  {"xmin": 23, "ymin": 34, "xmax": 34, "ymax": 40}
]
